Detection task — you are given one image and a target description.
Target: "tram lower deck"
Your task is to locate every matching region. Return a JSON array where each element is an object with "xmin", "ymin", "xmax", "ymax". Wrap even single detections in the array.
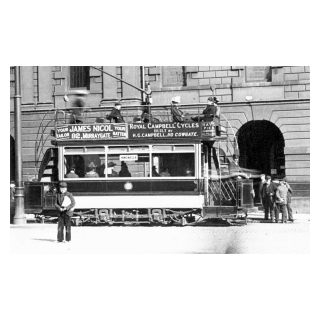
[{"xmin": 24, "ymin": 121, "xmax": 253, "ymax": 226}]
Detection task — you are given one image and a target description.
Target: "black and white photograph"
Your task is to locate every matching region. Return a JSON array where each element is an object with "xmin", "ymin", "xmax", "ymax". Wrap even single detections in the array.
[
  {"xmin": 5, "ymin": 3, "xmax": 318, "ymax": 320},
  {"xmin": 10, "ymin": 65, "xmax": 310, "ymax": 254}
]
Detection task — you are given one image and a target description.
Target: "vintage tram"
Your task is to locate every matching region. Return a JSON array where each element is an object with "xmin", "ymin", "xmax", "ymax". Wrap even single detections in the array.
[{"xmin": 24, "ymin": 103, "xmax": 255, "ymax": 226}]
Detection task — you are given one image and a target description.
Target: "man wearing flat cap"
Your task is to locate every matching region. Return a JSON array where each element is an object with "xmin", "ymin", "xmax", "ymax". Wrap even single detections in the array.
[
  {"xmin": 106, "ymin": 101, "xmax": 125, "ymax": 123},
  {"xmin": 261, "ymin": 176, "xmax": 278, "ymax": 222},
  {"xmin": 275, "ymin": 178, "xmax": 289, "ymax": 223},
  {"xmin": 55, "ymin": 182, "xmax": 76, "ymax": 243}
]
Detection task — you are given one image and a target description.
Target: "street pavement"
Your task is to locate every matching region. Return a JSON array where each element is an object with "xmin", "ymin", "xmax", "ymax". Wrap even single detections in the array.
[{"xmin": 10, "ymin": 214, "xmax": 310, "ymax": 254}]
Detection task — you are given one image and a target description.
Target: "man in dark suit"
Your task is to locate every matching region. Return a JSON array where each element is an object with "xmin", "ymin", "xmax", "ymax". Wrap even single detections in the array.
[
  {"xmin": 261, "ymin": 175, "xmax": 278, "ymax": 222},
  {"xmin": 55, "ymin": 182, "xmax": 75, "ymax": 243}
]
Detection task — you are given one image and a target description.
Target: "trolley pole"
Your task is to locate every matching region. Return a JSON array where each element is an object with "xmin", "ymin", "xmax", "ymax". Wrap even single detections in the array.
[{"xmin": 13, "ymin": 66, "xmax": 26, "ymax": 225}]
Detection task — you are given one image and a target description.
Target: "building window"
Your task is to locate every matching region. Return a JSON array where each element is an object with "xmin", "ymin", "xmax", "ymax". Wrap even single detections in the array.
[
  {"xmin": 245, "ymin": 66, "xmax": 271, "ymax": 82},
  {"xmin": 70, "ymin": 66, "xmax": 90, "ymax": 89},
  {"xmin": 162, "ymin": 66, "xmax": 186, "ymax": 87}
]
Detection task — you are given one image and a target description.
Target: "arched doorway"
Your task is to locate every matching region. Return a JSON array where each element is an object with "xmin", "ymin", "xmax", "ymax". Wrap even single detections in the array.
[{"xmin": 237, "ymin": 120, "xmax": 285, "ymax": 178}]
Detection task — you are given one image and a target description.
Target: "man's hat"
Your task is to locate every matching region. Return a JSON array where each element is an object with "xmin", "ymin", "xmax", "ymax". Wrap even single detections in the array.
[
  {"xmin": 108, "ymin": 162, "xmax": 116, "ymax": 167},
  {"xmin": 266, "ymin": 175, "xmax": 271, "ymax": 180},
  {"xmin": 283, "ymin": 177, "xmax": 288, "ymax": 182},
  {"xmin": 59, "ymin": 182, "xmax": 67, "ymax": 188},
  {"xmin": 115, "ymin": 101, "xmax": 122, "ymax": 106},
  {"xmin": 172, "ymin": 96, "xmax": 181, "ymax": 104}
]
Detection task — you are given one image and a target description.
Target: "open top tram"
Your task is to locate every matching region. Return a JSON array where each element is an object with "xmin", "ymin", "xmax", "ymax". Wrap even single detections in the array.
[{"xmin": 24, "ymin": 101, "xmax": 255, "ymax": 226}]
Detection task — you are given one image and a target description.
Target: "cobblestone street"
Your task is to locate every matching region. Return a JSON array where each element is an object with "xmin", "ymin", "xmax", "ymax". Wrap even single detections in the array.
[{"xmin": 10, "ymin": 219, "xmax": 309, "ymax": 254}]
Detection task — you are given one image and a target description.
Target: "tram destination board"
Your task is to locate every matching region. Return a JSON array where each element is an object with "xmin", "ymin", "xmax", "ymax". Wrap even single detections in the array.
[{"xmin": 55, "ymin": 122, "xmax": 216, "ymax": 141}]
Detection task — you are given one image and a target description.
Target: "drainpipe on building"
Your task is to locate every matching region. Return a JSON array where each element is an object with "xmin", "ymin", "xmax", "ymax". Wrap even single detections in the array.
[{"xmin": 13, "ymin": 66, "xmax": 26, "ymax": 224}]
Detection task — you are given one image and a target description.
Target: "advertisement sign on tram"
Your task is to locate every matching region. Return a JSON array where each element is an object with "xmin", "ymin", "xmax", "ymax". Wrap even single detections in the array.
[{"xmin": 55, "ymin": 121, "xmax": 216, "ymax": 141}]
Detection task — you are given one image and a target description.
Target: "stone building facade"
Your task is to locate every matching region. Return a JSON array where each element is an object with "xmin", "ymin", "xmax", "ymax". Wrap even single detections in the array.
[{"xmin": 10, "ymin": 66, "xmax": 310, "ymax": 213}]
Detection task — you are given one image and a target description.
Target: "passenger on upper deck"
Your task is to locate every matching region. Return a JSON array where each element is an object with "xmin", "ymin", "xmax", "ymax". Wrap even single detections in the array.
[
  {"xmin": 192, "ymin": 96, "xmax": 220, "ymax": 122},
  {"xmin": 106, "ymin": 101, "xmax": 125, "ymax": 123},
  {"xmin": 71, "ymin": 90, "xmax": 89, "ymax": 124},
  {"xmin": 170, "ymin": 96, "xmax": 192, "ymax": 122}
]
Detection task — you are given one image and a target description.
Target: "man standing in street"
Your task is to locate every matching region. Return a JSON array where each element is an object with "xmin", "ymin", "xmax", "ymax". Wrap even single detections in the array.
[
  {"xmin": 259, "ymin": 174, "xmax": 266, "ymax": 203},
  {"xmin": 284, "ymin": 177, "xmax": 294, "ymax": 222},
  {"xmin": 55, "ymin": 182, "xmax": 75, "ymax": 243},
  {"xmin": 276, "ymin": 178, "xmax": 288, "ymax": 223},
  {"xmin": 261, "ymin": 175, "xmax": 278, "ymax": 222}
]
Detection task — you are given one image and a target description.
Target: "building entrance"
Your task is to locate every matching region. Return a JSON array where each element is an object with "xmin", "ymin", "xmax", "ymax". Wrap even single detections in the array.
[{"xmin": 237, "ymin": 120, "xmax": 285, "ymax": 178}]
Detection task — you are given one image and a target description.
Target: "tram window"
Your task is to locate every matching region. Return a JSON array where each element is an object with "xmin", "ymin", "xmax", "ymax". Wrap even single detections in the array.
[
  {"xmin": 152, "ymin": 153, "xmax": 195, "ymax": 177},
  {"xmin": 64, "ymin": 154, "xmax": 105, "ymax": 178},
  {"xmin": 107, "ymin": 154, "xmax": 150, "ymax": 178}
]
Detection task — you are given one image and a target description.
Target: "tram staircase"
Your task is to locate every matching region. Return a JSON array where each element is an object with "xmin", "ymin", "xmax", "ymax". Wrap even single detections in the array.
[
  {"xmin": 208, "ymin": 179, "xmax": 237, "ymax": 207},
  {"xmin": 34, "ymin": 109, "xmax": 58, "ymax": 182}
]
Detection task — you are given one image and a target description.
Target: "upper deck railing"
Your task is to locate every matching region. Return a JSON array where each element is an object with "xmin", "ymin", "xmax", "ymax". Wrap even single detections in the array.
[{"xmin": 52, "ymin": 103, "xmax": 227, "ymax": 143}]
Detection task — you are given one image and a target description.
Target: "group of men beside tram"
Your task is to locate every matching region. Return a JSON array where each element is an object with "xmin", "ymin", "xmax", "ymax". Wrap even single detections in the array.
[{"xmin": 259, "ymin": 174, "xmax": 293, "ymax": 223}]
